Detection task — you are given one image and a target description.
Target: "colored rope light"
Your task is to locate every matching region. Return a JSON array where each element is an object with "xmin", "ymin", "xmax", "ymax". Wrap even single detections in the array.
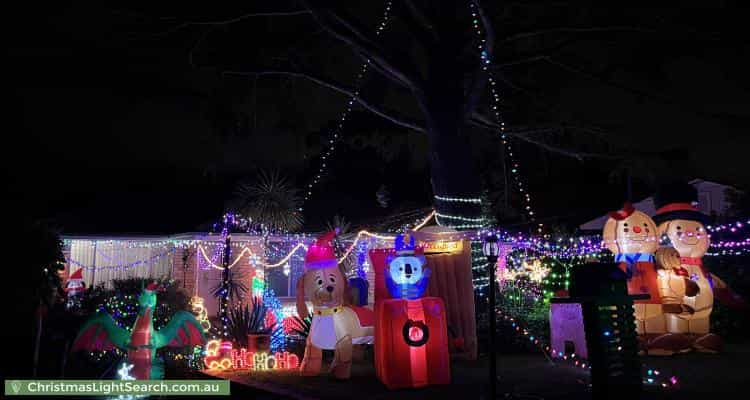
[
  {"xmin": 198, "ymin": 245, "xmax": 253, "ymax": 270},
  {"xmin": 263, "ymin": 242, "xmax": 309, "ymax": 267},
  {"xmin": 337, "ymin": 230, "xmax": 396, "ymax": 263},
  {"xmin": 198, "ymin": 242, "xmax": 309, "ymax": 270},
  {"xmin": 412, "ymin": 210, "xmax": 436, "ymax": 231}
]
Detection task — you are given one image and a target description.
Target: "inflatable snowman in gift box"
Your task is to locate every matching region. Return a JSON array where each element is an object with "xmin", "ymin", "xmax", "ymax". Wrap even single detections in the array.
[{"xmin": 375, "ymin": 234, "xmax": 450, "ymax": 389}]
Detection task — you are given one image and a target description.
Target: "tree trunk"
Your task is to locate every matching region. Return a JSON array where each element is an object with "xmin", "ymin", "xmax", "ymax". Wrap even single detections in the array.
[
  {"xmin": 423, "ymin": 21, "xmax": 483, "ymax": 228},
  {"xmin": 60, "ymin": 340, "xmax": 70, "ymax": 377},
  {"xmin": 33, "ymin": 302, "xmax": 43, "ymax": 377}
]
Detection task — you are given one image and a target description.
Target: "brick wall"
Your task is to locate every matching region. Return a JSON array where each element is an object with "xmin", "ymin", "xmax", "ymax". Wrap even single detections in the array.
[
  {"xmin": 174, "ymin": 241, "xmax": 267, "ymax": 317},
  {"xmin": 172, "ymin": 246, "xmax": 198, "ymax": 296}
]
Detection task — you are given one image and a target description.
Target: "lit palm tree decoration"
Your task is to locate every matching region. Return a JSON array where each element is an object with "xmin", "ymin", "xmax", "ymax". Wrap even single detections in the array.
[
  {"xmin": 232, "ymin": 171, "xmax": 303, "ymax": 333},
  {"xmin": 326, "ymin": 214, "xmax": 351, "ymax": 236},
  {"xmin": 232, "ymin": 170, "xmax": 303, "ymax": 234},
  {"xmin": 326, "ymin": 214, "xmax": 358, "ymax": 272},
  {"xmin": 326, "ymin": 214, "xmax": 351, "ymax": 255},
  {"xmin": 210, "ymin": 269, "xmax": 248, "ymax": 306}
]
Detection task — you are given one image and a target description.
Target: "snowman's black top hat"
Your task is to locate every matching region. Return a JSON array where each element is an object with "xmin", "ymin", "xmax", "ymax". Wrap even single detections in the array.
[{"xmin": 652, "ymin": 182, "xmax": 710, "ymax": 225}]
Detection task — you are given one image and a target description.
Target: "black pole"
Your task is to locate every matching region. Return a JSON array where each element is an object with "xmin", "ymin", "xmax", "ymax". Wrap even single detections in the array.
[
  {"xmin": 488, "ymin": 254, "xmax": 498, "ymax": 399},
  {"xmin": 221, "ymin": 234, "xmax": 231, "ymax": 338}
]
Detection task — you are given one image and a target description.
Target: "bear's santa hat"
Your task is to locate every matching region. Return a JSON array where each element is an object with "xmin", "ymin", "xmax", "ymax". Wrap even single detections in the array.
[{"xmin": 304, "ymin": 230, "xmax": 338, "ymax": 271}]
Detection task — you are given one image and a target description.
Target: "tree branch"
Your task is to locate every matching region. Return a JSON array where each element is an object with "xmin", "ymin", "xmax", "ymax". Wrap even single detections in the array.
[
  {"xmin": 222, "ymin": 69, "xmax": 426, "ymax": 133},
  {"xmin": 463, "ymin": 0, "xmax": 496, "ymax": 119},
  {"xmin": 493, "ymin": 55, "xmax": 549, "ymax": 68},
  {"xmin": 401, "ymin": 0, "xmax": 440, "ymax": 43},
  {"xmin": 469, "ymin": 113, "xmax": 620, "ymax": 160},
  {"xmin": 153, "ymin": 10, "xmax": 311, "ymax": 36},
  {"xmin": 502, "ymin": 26, "xmax": 657, "ymax": 43},
  {"xmin": 542, "ymin": 57, "xmax": 750, "ymax": 122},
  {"xmin": 301, "ymin": 1, "xmax": 424, "ymax": 94}
]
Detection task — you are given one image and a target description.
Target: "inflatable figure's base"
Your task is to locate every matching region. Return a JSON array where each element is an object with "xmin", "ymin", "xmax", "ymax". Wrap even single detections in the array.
[
  {"xmin": 640, "ymin": 333, "xmax": 692, "ymax": 356},
  {"xmin": 693, "ymin": 333, "xmax": 722, "ymax": 353}
]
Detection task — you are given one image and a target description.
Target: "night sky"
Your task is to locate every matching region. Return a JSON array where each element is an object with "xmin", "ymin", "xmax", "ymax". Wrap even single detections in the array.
[{"xmin": 8, "ymin": 2, "xmax": 750, "ymax": 234}]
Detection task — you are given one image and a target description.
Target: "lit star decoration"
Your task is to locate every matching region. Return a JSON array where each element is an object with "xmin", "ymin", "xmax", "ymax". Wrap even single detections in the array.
[
  {"xmin": 117, "ymin": 362, "xmax": 135, "ymax": 380},
  {"xmin": 500, "ymin": 258, "xmax": 550, "ymax": 283},
  {"xmin": 115, "ymin": 362, "xmax": 144, "ymax": 400}
]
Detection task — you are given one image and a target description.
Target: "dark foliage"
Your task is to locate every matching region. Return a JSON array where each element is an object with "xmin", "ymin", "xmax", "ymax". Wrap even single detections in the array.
[
  {"xmin": 227, "ymin": 296, "xmax": 272, "ymax": 347},
  {"xmin": 210, "ymin": 269, "xmax": 248, "ymax": 303},
  {"xmin": 27, "ymin": 221, "xmax": 66, "ymax": 308},
  {"xmin": 82, "ymin": 277, "xmax": 191, "ymax": 330},
  {"xmin": 705, "ymin": 253, "xmax": 750, "ymax": 342}
]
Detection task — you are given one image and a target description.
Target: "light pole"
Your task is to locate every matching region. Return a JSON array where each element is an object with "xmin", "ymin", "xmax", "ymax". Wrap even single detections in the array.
[{"xmin": 483, "ymin": 235, "xmax": 500, "ymax": 399}]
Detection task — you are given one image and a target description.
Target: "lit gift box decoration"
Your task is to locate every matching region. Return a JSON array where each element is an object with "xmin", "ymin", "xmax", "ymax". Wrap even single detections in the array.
[{"xmin": 374, "ymin": 234, "xmax": 450, "ymax": 389}]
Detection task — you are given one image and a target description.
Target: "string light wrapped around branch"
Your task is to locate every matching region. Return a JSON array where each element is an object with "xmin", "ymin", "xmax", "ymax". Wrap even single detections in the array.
[{"xmin": 302, "ymin": 1, "xmax": 394, "ymax": 208}]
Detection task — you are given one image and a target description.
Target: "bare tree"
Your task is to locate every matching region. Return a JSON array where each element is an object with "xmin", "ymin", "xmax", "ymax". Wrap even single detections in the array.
[{"xmin": 146, "ymin": 1, "xmax": 740, "ymax": 224}]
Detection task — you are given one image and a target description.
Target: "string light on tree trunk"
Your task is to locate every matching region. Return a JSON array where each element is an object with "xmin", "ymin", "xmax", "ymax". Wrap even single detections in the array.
[{"xmin": 433, "ymin": 195, "xmax": 483, "ymax": 204}]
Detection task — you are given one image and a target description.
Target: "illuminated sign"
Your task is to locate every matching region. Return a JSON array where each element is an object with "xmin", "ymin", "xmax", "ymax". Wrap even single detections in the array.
[
  {"xmin": 419, "ymin": 240, "xmax": 463, "ymax": 254},
  {"xmin": 203, "ymin": 340, "xmax": 299, "ymax": 371}
]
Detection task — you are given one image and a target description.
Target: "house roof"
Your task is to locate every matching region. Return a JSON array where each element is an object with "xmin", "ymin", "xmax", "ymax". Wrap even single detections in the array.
[{"xmin": 578, "ymin": 179, "xmax": 738, "ymax": 231}]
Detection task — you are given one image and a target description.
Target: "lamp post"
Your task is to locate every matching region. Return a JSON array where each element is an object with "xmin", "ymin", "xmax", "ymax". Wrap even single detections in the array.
[{"xmin": 483, "ymin": 235, "xmax": 500, "ymax": 399}]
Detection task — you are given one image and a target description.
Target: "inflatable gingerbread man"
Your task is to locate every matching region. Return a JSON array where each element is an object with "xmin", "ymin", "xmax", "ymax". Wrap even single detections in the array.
[
  {"xmin": 652, "ymin": 183, "xmax": 722, "ymax": 352},
  {"xmin": 603, "ymin": 202, "xmax": 673, "ymax": 353}
]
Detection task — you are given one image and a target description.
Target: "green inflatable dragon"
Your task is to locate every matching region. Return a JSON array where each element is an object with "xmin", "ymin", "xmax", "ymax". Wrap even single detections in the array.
[{"xmin": 72, "ymin": 282, "xmax": 206, "ymax": 379}]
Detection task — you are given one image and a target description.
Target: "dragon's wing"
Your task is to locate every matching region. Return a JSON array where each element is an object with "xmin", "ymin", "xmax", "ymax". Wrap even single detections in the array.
[
  {"xmin": 72, "ymin": 313, "xmax": 130, "ymax": 352},
  {"xmin": 154, "ymin": 311, "xmax": 206, "ymax": 349}
]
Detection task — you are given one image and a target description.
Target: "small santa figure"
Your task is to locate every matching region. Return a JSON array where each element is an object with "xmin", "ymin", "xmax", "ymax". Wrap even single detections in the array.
[{"xmin": 65, "ymin": 268, "xmax": 86, "ymax": 309}]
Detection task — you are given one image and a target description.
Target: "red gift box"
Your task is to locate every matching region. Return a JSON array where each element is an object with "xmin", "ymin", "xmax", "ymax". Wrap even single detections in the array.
[{"xmin": 375, "ymin": 297, "xmax": 450, "ymax": 389}]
